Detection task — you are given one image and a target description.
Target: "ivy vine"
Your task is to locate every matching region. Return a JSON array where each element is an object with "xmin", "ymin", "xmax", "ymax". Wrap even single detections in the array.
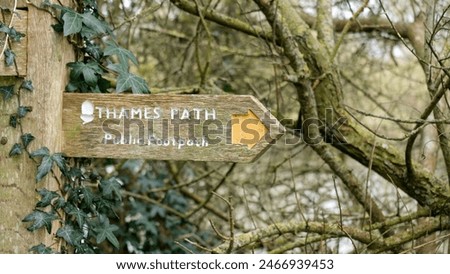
[
  {"xmin": 2, "ymin": 0, "xmax": 217, "ymax": 254},
  {"xmin": 48, "ymin": 0, "xmax": 150, "ymax": 94},
  {"xmin": 1, "ymin": 0, "xmax": 151, "ymax": 253}
]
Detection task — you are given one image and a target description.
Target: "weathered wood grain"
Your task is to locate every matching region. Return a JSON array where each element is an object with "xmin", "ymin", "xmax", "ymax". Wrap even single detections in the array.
[
  {"xmin": 0, "ymin": 3, "xmax": 74, "ymax": 253},
  {"xmin": 0, "ymin": 0, "xmax": 28, "ymax": 8},
  {"xmin": 0, "ymin": 10, "xmax": 27, "ymax": 76},
  {"xmin": 62, "ymin": 93, "xmax": 285, "ymax": 162}
]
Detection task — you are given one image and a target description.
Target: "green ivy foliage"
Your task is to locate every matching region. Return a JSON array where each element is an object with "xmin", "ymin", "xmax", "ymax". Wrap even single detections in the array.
[
  {"xmin": 48, "ymin": 0, "xmax": 150, "ymax": 94},
  {"xmin": 1, "ymin": 0, "xmax": 218, "ymax": 254},
  {"xmin": 115, "ymin": 160, "xmax": 219, "ymax": 253},
  {"xmin": 0, "ymin": 22, "xmax": 25, "ymax": 67}
]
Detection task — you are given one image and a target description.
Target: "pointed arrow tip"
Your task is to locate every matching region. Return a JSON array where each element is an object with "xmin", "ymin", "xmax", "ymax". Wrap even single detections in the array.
[{"xmin": 231, "ymin": 109, "xmax": 268, "ymax": 149}]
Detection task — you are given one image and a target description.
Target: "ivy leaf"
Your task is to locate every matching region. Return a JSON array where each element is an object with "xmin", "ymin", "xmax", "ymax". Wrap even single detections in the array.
[
  {"xmin": 20, "ymin": 80, "xmax": 34, "ymax": 92},
  {"xmin": 56, "ymin": 224, "xmax": 83, "ymax": 246},
  {"xmin": 66, "ymin": 78, "xmax": 90, "ymax": 92},
  {"xmin": 100, "ymin": 177, "xmax": 122, "ymax": 200},
  {"xmin": 0, "ymin": 85, "xmax": 14, "ymax": 101},
  {"xmin": 18, "ymin": 106, "xmax": 32, "ymax": 118},
  {"xmin": 36, "ymin": 189, "xmax": 60, "ymax": 208},
  {"xmin": 51, "ymin": 23, "xmax": 64, "ymax": 33},
  {"xmin": 67, "ymin": 61, "xmax": 102, "ymax": 86},
  {"xmin": 104, "ymin": 41, "xmax": 138, "ymax": 68},
  {"xmin": 56, "ymin": 225, "xmax": 74, "ymax": 245},
  {"xmin": 149, "ymin": 206, "xmax": 166, "ymax": 218},
  {"xmin": 22, "ymin": 210, "xmax": 57, "ymax": 233},
  {"xmin": 106, "ymin": 63, "xmax": 126, "ymax": 73},
  {"xmin": 9, "ymin": 143, "xmax": 22, "ymax": 157},
  {"xmin": 53, "ymin": 197, "xmax": 66, "ymax": 209},
  {"xmin": 29, "ymin": 244, "xmax": 53, "ymax": 254},
  {"xmin": 21, "ymin": 133, "xmax": 35, "ymax": 149},
  {"xmin": 41, "ymin": 0, "xmax": 52, "ymax": 8},
  {"xmin": 52, "ymin": 153, "xmax": 67, "ymax": 175},
  {"xmin": 30, "ymin": 147, "xmax": 50, "ymax": 158},
  {"xmin": 62, "ymin": 10, "xmax": 83, "ymax": 36},
  {"xmin": 80, "ymin": 187, "xmax": 95, "ymax": 208},
  {"xmin": 97, "ymin": 77, "xmax": 111, "ymax": 92},
  {"xmin": 116, "ymin": 71, "xmax": 150, "ymax": 94},
  {"xmin": 0, "ymin": 24, "xmax": 25, "ymax": 41},
  {"xmin": 36, "ymin": 155, "xmax": 53, "ymax": 182},
  {"xmin": 85, "ymin": 41, "xmax": 103, "ymax": 60},
  {"xmin": 68, "ymin": 167, "xmax": 84, "ymax": 180},
  {"xmin": 64, "ymin": 204, "xmax": 87, "ymax": 228},
  {"xmin": 94, "ymin": 196, "xmax": 115, "ymax": 212},
  {"xmin": 8, "ymin": 27, "xmax": 25, "ymax": 42},
  {"xmin": 0, "ymin": 23, "xmax": 9, "ymax": 33},
  {"xmin": 93, "ymin": 216, "xmax": 119, "ymax": 249},
  {"xmin": 80, "ymin": 25, "xmax": 97, "ymax": 39},
  {"xmin": 4, "ymin": 49, "xmax": 15, "ymax": 67},
  {"xmin": 137, "ymin": 218, "xmax": 158, "ymax": 236},
  {"xmin": 9, "ymin": 114, "xmax": 18, "ymax": 128},
  {"xmin": 81, "ymin": 13, "xmax": 107, "ymax": 36}
]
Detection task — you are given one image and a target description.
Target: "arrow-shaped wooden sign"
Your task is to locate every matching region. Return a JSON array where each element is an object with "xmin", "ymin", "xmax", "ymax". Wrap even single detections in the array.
[{"xmin": 62, "ymin": 93, "xmax": 285, "ymax": 162}]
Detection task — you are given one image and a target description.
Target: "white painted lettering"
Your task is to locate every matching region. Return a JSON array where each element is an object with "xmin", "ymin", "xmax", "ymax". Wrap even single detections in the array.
[
  {"xmin": 118, "ymin": 107, "xmax": 129, "ymax": 119},
  {"xmin": 106, "ymin": 107, "xmax": 117, "ymax": 119},
  {"xmin": 205, "ymin": 109, "xmax": 216, "ymax": 120},
  {"xmin": 143, "ymin": 108, "xmax": 152, "ymax": 119},
  {"xmin": 96, "ymin": 106, "xmax": 105, "ymax": 118},
  {"xmin": 180, "ymin": 109, "xmax": 190, "ymax": 120},
  {"xmin": 192, "ymin": 108, "xmax": 201, "ymax": 119},
  {"xmin": 131, "ymin": 108, "xmax": 142, "ymax": 119},
  {"xmin": 154, "ymin": 107, "xmax": 162, "ymax": 119},
  {"xmin": 171, "ymin": 108, "xmax": 179, "ymax": 119},
  {"xmin": 103, "ymin": 133, "xmax": 113, "ymax": 144},
  {"xmin": 178, "ymin": 139, "xmax": 185, "ymax": 149}
]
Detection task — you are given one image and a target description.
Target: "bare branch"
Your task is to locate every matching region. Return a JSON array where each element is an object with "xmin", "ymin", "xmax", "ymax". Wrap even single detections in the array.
[
  {"xmin": 316, "ymin": 0, "xmax": 335, "ymax": 54},
  {"xmin": 170, "ymin": 0, "xmax": 273, "ymax": 41},
  {"xmin": 331, "ymin": 0, "xmax": 369, "ymax": 60}
]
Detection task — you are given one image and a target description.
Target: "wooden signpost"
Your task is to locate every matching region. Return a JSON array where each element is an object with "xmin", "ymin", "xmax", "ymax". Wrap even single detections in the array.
[{"xmin": 62, "ymin": 93, "xmax": 285, "ymax": 162}]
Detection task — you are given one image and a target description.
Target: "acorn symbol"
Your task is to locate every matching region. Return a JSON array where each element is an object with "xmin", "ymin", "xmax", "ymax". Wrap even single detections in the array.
[{"xmin": 80, "ymin": 100, "xmax": 95, "ymax": 124}]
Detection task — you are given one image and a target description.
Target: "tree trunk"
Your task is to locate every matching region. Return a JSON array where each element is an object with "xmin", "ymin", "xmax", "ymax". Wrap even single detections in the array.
[
  {"xmin": 253, "ymin": 0, "xmax": 450, "ymax": 214},
  {"xmin": 0, "ymin": 2, "xmax": 74, "ymax": 253}
]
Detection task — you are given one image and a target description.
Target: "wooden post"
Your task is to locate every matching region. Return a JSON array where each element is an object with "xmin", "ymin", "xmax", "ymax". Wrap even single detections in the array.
[{"xmin": 0, "ymin": 2, "xmax": 74, "ymax": 253}]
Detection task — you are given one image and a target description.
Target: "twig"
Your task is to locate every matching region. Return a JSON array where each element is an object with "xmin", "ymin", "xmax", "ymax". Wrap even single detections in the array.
[
  {"xmin": 377, "ymin": 0, "xmax": 426, "ymax": 64},
  {"xmin": 405, "ymin": 76, "xmax": 450, "ymax": 177},
  {"xmin": 183, "ymin": 238, "xmax": 212, "ymax": 253},
  {"xmin": 174, "ymin": 241, "xmax": 195, "ymax": 254},
  {"xmin": 330, "ymin": 0, "xmax": 369, "ymax": 60},
  {"xmin": 212, "ymin": 192, "xmax": 235, "ymax": 253},
  {"xmin": 209, "ymin": 219, "xmax": 230, "ymax": 240},
  {"xmin": 122, "ymin": 190, "xmax": 186, "ymax": 218},
  {"xmin": 149, "ymin": 165, "xmax": 222, "ymax": 193},
  {"xmin": 345, "ymin": 105, "xmax": 450, "ymax": 125},
  {"xmin": 184, "ymin": 163, "xmax": 236, "ymax": 218},
  {"xmin": 341, "ymin": 72, "xmax": 411, "ymax": 132},
  {"xmin": 345, "ymin": 107, "xmax": 429, "ymax": 141},
  {"xmin": 114, "ymin": 4, "xmax": 162, "ymax": 30}
]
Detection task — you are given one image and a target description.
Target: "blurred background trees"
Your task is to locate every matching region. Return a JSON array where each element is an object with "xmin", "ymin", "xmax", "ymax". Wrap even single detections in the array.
[{"xmin": 85, "ymin": 0, "xmax": 450, "ymax": 253}]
